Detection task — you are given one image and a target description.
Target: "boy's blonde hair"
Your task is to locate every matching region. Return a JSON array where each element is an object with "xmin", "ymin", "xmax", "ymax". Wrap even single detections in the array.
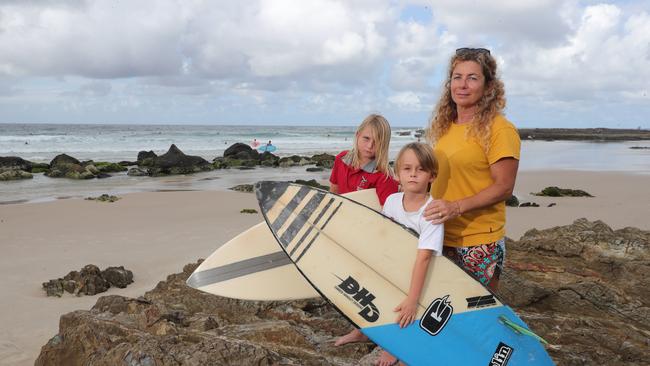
[
  {"xmin": 394, "ymin": 142, "xmax": 438, "ymax": 177},
  {"xmin": 349, "ymin": 114, "xmax": 392, "ymax": 175}
]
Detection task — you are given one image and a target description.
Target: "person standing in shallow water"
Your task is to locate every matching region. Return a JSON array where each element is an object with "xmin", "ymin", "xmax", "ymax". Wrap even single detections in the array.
[{"xmin": 423, "ymin": 47, "xmax": 521, "ymax": 291}]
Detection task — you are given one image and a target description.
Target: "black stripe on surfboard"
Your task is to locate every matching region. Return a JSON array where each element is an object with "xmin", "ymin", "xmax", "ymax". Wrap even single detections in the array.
[
  {"xmin": 186, "ymin": 251, "xmax": 292, "ymax": 288},
  {"xmin": 295, "ymin": 201, "xmax": 343, "ymax": 263},
  {"xmin": 289, "ymin": 197, "xmax": 336, "ymax": 256},
  {"xmin": 256, "ymin": 181, "xmax": 289, "ymax": 214},
  {"xmin": 271, "ymin": 185, "xmax": 311, "ymax": 232},
  {"xmin": 278, "ymin": 191, "xmax": 327, "ymax": 247}
]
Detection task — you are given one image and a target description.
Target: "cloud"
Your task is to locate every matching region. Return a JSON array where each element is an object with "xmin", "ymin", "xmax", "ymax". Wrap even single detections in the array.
[{"xmin": 0, "ymin": 1, "xmax": 648, "ymax": 127}]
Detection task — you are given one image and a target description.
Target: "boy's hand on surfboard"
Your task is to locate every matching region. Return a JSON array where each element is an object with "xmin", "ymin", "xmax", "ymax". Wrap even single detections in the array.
[{"xmin": 394, "ymin": 297, "xmax": 418, "ymax": 328}]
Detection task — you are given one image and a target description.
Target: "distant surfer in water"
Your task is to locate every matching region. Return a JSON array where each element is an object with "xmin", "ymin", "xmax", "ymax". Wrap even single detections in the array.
[
  {"xmin": 329, "ymin": 113, "xmax": 398, "ymax": 205},
  {"xmin": 423, "ymin": 47, "xmax": 520, "ymax": 290}
]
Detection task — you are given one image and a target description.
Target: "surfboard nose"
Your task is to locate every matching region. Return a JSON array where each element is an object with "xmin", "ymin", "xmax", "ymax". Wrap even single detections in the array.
[{"xmin": 255, "ymin": 181, "xmax": 290, "ymax": 213}]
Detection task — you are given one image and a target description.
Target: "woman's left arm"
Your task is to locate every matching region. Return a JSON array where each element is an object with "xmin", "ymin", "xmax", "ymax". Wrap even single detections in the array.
[{"xmin": 424, "ymin": 157, "xmax": 519, "ymax": 223}]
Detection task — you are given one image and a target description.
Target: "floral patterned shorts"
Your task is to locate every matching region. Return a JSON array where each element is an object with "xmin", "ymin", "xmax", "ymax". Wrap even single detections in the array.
[{"xmin": 443, "ymin": 238, "xmax": 506, "ymax": 288}]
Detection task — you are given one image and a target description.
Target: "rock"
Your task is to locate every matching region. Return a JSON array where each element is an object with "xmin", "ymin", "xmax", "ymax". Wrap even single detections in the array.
[
  {"xmin": 0, "ymin": 169, "xmax": 33, "ymax": 181},
  {"xmin": 85, "ymin": 194, "xmax": 121, "ymax": 202},
  {"xmin": 137, "ymin": 151, "xmax": 158, "ymax": 166},
  {"xmin": 0, "ymin": 156, "xmax": 33, "ymax": 172},
  {"xmin": 42, "ymin": 264, "xmax": 134, "ymax": 297},
  {"xmin": 94, "ymin": 162, "xmax": 128, "ymax": 173},
  {"xmin": 36, "ymin": 261, "xmax": 375, "ymax": 366},
  {"xmin": 127, "ymin": 167, "xmax": 149, "ymax": 176},
  {"xmin": 45, "ymin": 154, "xmax": 102, "ymax": 179},
  {"xmin": 533, "ymin": 186, "xmax": 594, "ymax": 197},
  {"xmin": 214, "ymin": 157, "xmax": 259, "ymax": 169},
  {"xmin": 147, "ymin": 144, "xmax": 213, "ymax": 176},
  {"xmin": 306, "ymin": 167, "xmax": 324, "ymax": 172},
  {"xmin": 42, "ymin": 279, "xmax": 64, "ymax": 297},
  {"xmin": 311, "ymin": 153, "xmax": 335, "ymax": 169},
  {"xmin": 37, "ymin": 219, "xmax": 650, "ymax": 365},
  {"xmin": 500, "ymin": 219, "xmax": 650, "ymax": 364},
  {"xmin": 224, "ymin": 143, "xmax": 259, "ymax": 160},
  {"xmin": 278, "ymin": 155, "xmax": 311, "ymax": 168},
  {"xmin": 240, "ymin": 209, "xmax": 258, "ymax": 214},
  {"xmin": 519, "ymin": 202, "xmax": 539, "ymax": 207},
  {"xmin": 102, "ymin": 266, "xmax": 134, "ymax": 288},
  {"xmin": 229, "ymin": 184, "xmax": 254, "ymax": 193},
  {"xmin": 259, "ymin": 152, "xmax": 280, "ymax": 167},
  {"xmin": 505, "ymin": 195, "xmax": 519, "ymax": 207}
]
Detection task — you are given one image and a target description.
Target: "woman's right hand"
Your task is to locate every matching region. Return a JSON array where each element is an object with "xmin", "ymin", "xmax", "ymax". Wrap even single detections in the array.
[{"xmin": 424, "ymin": 199, "xmax": 461, "ymax": 224}]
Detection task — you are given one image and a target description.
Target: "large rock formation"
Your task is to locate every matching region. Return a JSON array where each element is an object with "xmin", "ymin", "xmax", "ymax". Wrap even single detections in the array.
[
  {"xmin": 146, "ymin": 144, "xmax": 214, "ymax": 176},
  {"xmin": 35, "ymin": 219, "xmax": 649, "ymax": 365},
  {"xmin": 0, "ymin": 156, "xmax": 48, "ymax": 180},
  {"xmin": 36, "ymin": 262, "xmax": 375, "ymax": 366},
  {"xmin": 499, "ymin": 218, "xmax": 649, "ymax": 365},
  {"xmin": 45, "ymin": 154, "xmax": 95, "ymax": 179}
]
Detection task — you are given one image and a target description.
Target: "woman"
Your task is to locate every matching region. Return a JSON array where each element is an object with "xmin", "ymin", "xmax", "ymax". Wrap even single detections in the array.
[{"xmin": 424, "ymin": 47, "xmax": 521, "ymax": 290}]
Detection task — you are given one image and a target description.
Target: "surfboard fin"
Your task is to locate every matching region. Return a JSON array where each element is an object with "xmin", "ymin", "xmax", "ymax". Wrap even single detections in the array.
[{"xmin": 498, "ymin": 315, "xmax": 549, "ymax": 345}]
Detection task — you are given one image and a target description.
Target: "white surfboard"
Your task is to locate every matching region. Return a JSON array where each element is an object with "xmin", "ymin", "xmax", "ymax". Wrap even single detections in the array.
[
  {"xmin": 186, "ymin": 188, "xmax": 380, "ymax": 300},
  {"xmin": 256, "ymin": 181, "xmax": 554, "ymax": 365}
]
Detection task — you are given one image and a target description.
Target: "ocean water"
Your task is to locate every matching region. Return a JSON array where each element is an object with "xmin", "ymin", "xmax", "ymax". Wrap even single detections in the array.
[{"xmin": 1, "ymin": 123, "xmax": 649, "ymax": 204}]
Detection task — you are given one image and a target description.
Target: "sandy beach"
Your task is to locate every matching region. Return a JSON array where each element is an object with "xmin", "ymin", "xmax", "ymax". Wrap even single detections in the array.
[{"xmin": 0, "ymin": 170, "xmax": 648, "ymax": 365}]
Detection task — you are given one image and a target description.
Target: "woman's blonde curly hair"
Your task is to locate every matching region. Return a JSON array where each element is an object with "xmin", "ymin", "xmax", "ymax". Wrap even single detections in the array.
[{"xmin": 426, "ymin": 49, "xmax": 506, "ymax": 151}]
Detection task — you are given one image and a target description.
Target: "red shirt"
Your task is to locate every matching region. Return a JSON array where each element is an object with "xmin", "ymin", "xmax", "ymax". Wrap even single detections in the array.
[{"xmin": 329, "ymin": 150, "xmax": 398, "ymax": 206}]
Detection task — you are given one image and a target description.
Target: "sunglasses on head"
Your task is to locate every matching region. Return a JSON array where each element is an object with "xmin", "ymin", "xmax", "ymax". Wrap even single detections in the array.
[{"xmin": 456, "ymin": 47, "xmax": 491, "ymax": 55}]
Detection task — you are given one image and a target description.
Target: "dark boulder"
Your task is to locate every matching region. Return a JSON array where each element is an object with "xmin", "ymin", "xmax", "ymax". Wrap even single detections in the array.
[
  {"xmin": 0, "ymin": 156, "xmax": 33, "ymax": 172},
  {"xmin": 137, "ymin": 151, "xmax": 158, "ymax": 166},
  {"xmin": 45, "ymin": 154, "xmax": 96, "ymax": 179},
  {"xmin": 224, "ymin": 143, "xmax": 259, "ymax": 160},
  {"xmin": 505, "ymin": 195, "xmax": 519, "ymax": 207},
  {"xmin": 533, "ymin": 186, "xmax": 594, "ymax": 197},
  {"xmin": 278, "ymin": 155, "xmax": 311, "ymax": 168},
  {"xmin": 147, "ymin": 144, "xmax": 213, "ymax": 176},
  {"xmin": 42, "ymin": 264, "xmax": 134, "ymax": 297},
  {"xmin": 102, "ymin": 266, "xmax": 134, "ymax": 288},
  {"xmin": 311, "ymin": 153, "xmax": 335, "ymax": 169}
]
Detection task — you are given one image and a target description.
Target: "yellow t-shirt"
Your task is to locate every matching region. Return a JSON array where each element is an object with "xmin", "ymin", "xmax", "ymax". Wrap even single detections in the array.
[{"xmin": 430, "ymin": 114, "xmax": 521, "ymax": 247}]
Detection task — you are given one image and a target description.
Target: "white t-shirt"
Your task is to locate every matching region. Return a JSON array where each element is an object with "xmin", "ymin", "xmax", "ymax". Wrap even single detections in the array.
[{"xmin": 382, "ymin": 192, "xmax": 444, "ymax": 256}]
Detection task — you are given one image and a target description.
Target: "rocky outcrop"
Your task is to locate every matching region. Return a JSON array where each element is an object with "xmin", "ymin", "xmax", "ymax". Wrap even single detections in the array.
[
  {"xmin": 0, "ymin": 156, "xmax": 34, "ymax": 172},
  {"xmin": 224, "ymin": 143, "xmax": 259, "ymax": 160},
  {"xmin": 499, "ymin": 218, "xmax": 649, "ymax": 365},
  {"xmin": 36, "ymin": 219, "xmax": 649, "ymax": 365},
  {"xmin": 36, "ymin": 262, "xmax": 375, "ymax": 366},
  {"xmin": 533, "ymin": 186, "xmax": 594, "ymax": 197},
  {"xmin": 0, "ymin": 169, "xmax": 33, "ymax": 180},
  {"xmin": 42, "ymin": 264, "xmax": 134, "ymax": 297},
  {"xmin": 311, "ymin": 153, "xmax": 335, "ymax": 168},
  {"xmin": 146, "ymin": 144, "xmax": 213, "ymax": 176},
  {"xmin": 137, "ymin": 150, "xmax": 158, "ymax": 166},
  {"xmin": 519, "ymin": 128, "xmax": 650, "ymax": 141},
  {"xmin": 0, "ymin": 156, "xmax": 48, "ymax": 179}
]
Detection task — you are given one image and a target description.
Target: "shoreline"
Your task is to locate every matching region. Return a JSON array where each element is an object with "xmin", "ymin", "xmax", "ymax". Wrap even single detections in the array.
[{"xmin": 0, "ymin": 169, "xmax": 649, "ymax": 365}]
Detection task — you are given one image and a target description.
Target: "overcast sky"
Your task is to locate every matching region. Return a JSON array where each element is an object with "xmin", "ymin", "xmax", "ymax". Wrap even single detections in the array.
[{"xmin": 0, "ymin": 0, "xmax": 649, "ymax": 128}]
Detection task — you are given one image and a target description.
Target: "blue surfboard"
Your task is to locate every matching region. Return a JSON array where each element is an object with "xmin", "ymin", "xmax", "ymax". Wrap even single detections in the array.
[
  {"xmin": 258, "ymin": 144, "xmax": 277, "ymax": 152},
  {"xmin": 255, "ymin": 181, "xmax": 554, "ymax": 365}
]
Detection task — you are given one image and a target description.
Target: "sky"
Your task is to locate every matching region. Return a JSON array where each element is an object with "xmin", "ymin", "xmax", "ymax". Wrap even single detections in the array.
[{"xmin": 0, "ymin": 0, "xmax": 649, "ymax": 128}]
